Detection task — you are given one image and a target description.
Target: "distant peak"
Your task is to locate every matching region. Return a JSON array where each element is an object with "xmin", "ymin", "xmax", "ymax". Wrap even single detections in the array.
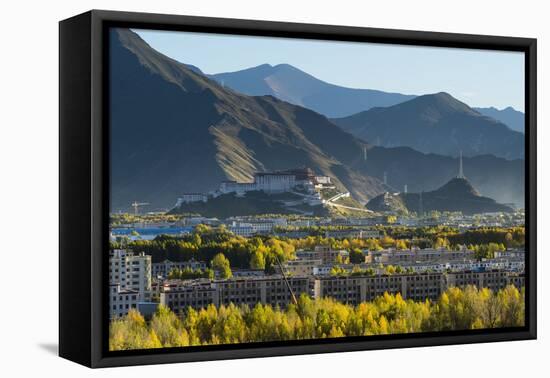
[
  {"xmin": 437, "ymin": 176, "xmax": 480, "ymax": 197},
  {"xmin": 433, "ymin": 91, "xmax": 453, "ymax": 98},
  {"xmin": 273, "ymin": 63, "xmax": 298, "ymax": 71},
  {"xmin": 408, "ymin": 92, "xmax": 475, "ymax": 114},
  {"xmin": 255, "ymin": 63, "xmax": 274, "ymax": 69}
]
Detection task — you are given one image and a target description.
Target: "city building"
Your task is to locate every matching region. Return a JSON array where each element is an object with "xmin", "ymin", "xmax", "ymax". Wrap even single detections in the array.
[
  {"xmin": 281, "ymin": 258, "xmax": 323, "ymax": 276},
  {"xmin": 160, "ymin": 275, "xmax": 311, "ymax": 313},
  {"xmin": 175, "ymin": 216, "xmax": 220, "ymax": 226},
  {"xmin": 367, "ymin": 247, "xmax": 475, "ymax": 264},
  {"xmin": 325, "ymin": 229, "xmax": 381, "ymax": 239},
  {"xmin": 232, "ymin": 269, "xmax": 266, "ymax": 277},
  {"xmin": 227, "ymin": 219, "xmax": 280, "ymax": 237},
  {"xmin": 152, "ymin": 259, "xmax": 207, "ymax": 278},
  {"xmin": 158, "ymin": 270, "xmax": 524, "ymax": 312},
  {"xmin": 109, "ymin": 249, "xmax": 152, "ymax": 302},
  {"xmin": 110, "ymin": 283, "xmax": 139, "ymax": 318},
  {"xmin": 216, "ymin": 168, "xmax": 330, "ymax": 196},
  {"xmin": 160, "ymin": 280, "xmax": 219, "ymax": 313},
  {"xmin": 174, "ymin": 193, "xmax": 208, "ymax": 207},
  {"xmin": 296, "ymin": 245, "xmax": 349, "ymax": 264},
  {"xmin": 313, "ymin": 270, "xmax": 523, "ymax": 305}
]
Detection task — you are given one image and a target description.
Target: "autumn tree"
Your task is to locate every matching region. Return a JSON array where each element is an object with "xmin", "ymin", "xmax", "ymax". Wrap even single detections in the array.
[{"xmin": 211, "ymin": 253, "xmax": 232, "ymax": 278}]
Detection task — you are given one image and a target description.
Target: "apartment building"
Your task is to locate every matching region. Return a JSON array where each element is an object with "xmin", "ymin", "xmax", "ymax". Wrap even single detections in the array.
[
  {"xmin": 158, "ymin": 269, "xmax": 523, "ymax": 313},
  {"xmin": 152, "ymin": 259, "xmax": 207, "ymax": 278},
  {"xmin": 281, "ymin": 258, "xmax": 323, "ymax": 276},
  {"xmin": 109, "ymin": 249, "xmax": 152, "ymax": 302},
  {"xmin": 110, "ymin": 283, "xmax": 139, "ymax": 318},
  {"xmin": 296, "ymin": 245, "xmax": 349, "ymax": 264},
  {"xmin": 313, "ymin": 270, "xmax": 523, "ymax": 305},
  {"xmin": 312, "ymin": 272, "xmax": 443, "ymax": 305},
  {"xmin": 160, "ymin": 275, "xmax": 310, "ymax": 313},
  {"xmin": 160, "ymin": 280, "xmax": 219, "ymax": 314},
  {"xmin": 368, "ymin": 247, "xmax": 475, "ymax": 264},
  {"xmin": 325, "ymin": 229, "xmax": 381, "ymax": 239}
]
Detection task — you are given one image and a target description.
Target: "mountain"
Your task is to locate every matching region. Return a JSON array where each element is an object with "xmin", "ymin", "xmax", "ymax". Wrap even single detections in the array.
[
  {"xmin": 367, "ymin": 177, "xmax": 514, "ymax": 215},
  {"xmin": 210, "ymin": 64, "xmax": 415, "ymax": 118},
  {"xmin": 109, "ymin": 29, "xmax": 524, "ymax": 212},
  {"xmin": 331, "ymin": 92, "xmax": 525, "ymax": 160},
  {"xmin": 170, "ymin": 191, "xmax": 329, "ymax": 218},
  {"xmin": 358, "ymin": 146, "xmax": 524, "ymax": 208},
  {"xmin": 474, "ymin": 106, "xmax": 525, "ymax": 133},
  {"xmin": 110, "ymin": 29, "xmax": 387, "ymax": 211}
]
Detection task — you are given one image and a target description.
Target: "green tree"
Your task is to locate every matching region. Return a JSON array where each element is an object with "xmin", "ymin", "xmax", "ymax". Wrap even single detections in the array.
[
  {"xmin": 211, "ymin": 253, "xmax": 232, "ymax": 279},
  {"xmin": 349, "ymin": 248, "xmax": 365, "ymax": 264},
  {"xmin": 250, "ymin": 250, "xmax": 266, "ymax": 270}
]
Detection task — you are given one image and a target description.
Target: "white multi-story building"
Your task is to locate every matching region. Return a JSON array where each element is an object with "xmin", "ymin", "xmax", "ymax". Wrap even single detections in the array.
[
  {"xmin": 228, "ymin": 223, "xmax": 257, "ymax": 237},
  {"xmin": 110, "ymin": 283, "xmax": 139, "ymax": 318},
  {"xmin": 227, "ymin": 219, "xmax": 284, "ymax": 237},
  {"xmin": 217, "ymin": 168, "xmax": 323, "ymax": 196},
  {"xmin": 109, "ymin": 249, "xmax": 152, "ymax": 302},
  {"xmin": 315, "ymin": 176, "xmax": 332, "ymax": 185},
  {"xmin": 174, "ymin": 193, "xmax": 207, "ymax": 207},
  {"xmin": 255, "ymin": 172, "xmax": 297, "ymax": 192}
]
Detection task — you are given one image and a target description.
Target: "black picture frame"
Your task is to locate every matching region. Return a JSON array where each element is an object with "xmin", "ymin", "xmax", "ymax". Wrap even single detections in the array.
[{"xmin": 59, "ymin": 9, "xmax": 537, "ymax": 368}]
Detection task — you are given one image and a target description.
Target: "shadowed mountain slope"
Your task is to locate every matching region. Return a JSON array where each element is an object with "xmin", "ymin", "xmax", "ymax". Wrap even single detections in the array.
[
  {"xmin": 332, "ymin": 92, "xmax": 525, "ymax": 159},
  {"xmin": 109, "ymin": 29, "xmax": 524, "ymax": 211},
  {"xmin": 367, "ymin": 177, "xmax": 514, "ymax": 215}
]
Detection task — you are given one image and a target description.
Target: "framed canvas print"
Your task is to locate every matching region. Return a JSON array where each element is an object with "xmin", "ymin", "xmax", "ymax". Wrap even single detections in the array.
[{"xmin": 59, "ymin": 10, "xmax": 536, "ymax": 368}]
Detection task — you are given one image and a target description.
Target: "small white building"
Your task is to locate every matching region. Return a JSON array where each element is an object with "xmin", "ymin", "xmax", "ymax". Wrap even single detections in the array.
[
  {"xmin": 227, "ymin": 219, "xmax": 279, "ymax": 237},
  {"xmin": 229, "ymin": 223, "xmax": 257, "ymax": 237},
  {"xmin": 315, "ymin": 176, "xmax": 332, "ymax": 185},
  {"xmin": 175, "ymin": 193, "xmax": 207, "ymax": 207}
]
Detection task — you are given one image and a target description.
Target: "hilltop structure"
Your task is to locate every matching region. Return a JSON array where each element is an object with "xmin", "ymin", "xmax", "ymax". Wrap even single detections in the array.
[
  {"xmin": 216, "ymin": 168, "xmax": 332, "ymax": 196},
  {"xmin": 174, "ymin": 168, "xmax": 332, "ymax": 208},
  {"xmin": 367, "ymin": 155, "xmax": 514, "ymax": 215}
]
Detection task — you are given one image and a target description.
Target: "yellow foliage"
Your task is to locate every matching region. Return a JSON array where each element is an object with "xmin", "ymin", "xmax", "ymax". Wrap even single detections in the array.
[{"xmin": 109, "ymin": 285, "xmax": 524, "ymax": 351}]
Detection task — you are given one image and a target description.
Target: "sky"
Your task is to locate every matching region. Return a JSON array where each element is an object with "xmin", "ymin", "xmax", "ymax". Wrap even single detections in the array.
[{"xmin": 135, "ymin": 29, "xmax": 525, "ymax": 112}]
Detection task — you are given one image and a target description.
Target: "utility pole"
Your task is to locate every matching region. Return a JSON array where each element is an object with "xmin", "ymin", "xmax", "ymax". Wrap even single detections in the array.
[{"xmin": 275, "ymin": 256, "xmax": 298, "ymax": 305}]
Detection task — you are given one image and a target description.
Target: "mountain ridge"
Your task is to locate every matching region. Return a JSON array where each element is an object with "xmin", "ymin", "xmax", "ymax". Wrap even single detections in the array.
[
  {"xmin": 474, "ymin": 106, "xmax": 525, "ymax": 133},
  {"xmin": 210, "ymin": 64, "xmax": 416, "ymax": 118},
  {"xmin": 109, "ymin": 28, "xmax": 525, "ymax": 212},
  {"xmin": 110, "ymin": 29, "xmax": 386, "ymax": 210},
  {"xmin": 367, "ymin": 177, "xmax": 514, "ymax": 215},
  {"xmin": 331, "ymin": 92, "xmax": 525, "ymax": 159}
]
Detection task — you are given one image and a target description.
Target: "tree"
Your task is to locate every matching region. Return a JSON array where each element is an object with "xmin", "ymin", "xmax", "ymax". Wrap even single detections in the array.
[
  {"xmin": 349, "ymin": 248, "xmax": 365, "ymax": 264},
  {"xmin": 109, "ymin": 285, "xmax": 525, "ymax": 351},
  {"xmin": 211, "ymin": 253, "xmax": 232, "ymax": 279},
  {"xmin": 395, "ymin": 239, "xmax": 408, "ymax": 250},
  {"xmin": 250, "ymin": 250, "xmax": 266, "ymax": 270},
  {"xmin": 434, "ymin": 237, "xmax": 449, "ymax": 249},
  {"xmin": 504, "ymin": 232, "xmax": 514, "ymax": 248}
]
